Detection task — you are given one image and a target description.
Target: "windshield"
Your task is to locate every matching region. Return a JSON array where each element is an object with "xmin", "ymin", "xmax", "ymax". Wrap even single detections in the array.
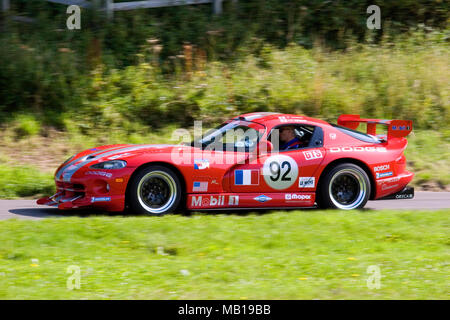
[{"xmin": 191, "ymin": 120, "xmax": 265, "ymax": 152}]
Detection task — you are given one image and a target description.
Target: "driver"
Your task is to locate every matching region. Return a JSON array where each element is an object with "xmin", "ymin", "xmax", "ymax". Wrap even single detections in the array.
[{"xmin": 279, "ymin": 126, "xmax": 303, "ymax": 150}]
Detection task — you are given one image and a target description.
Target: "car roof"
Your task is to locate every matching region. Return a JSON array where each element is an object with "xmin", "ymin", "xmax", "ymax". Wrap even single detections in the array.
[{"xmin": 233, "ymin": 112, "xmax": 331, "ymax": 127}]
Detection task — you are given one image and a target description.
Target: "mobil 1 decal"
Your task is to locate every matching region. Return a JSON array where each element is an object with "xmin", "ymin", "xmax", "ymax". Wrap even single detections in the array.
[{"xmin": 262, "ymin": 155, "xmax": 298, "ymax": 190}]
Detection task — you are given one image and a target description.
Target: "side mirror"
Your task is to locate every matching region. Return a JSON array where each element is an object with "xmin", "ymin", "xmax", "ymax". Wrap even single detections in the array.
[{"xmin": 258, "ymin": 140, "xmax": 273, "ymax": 155}]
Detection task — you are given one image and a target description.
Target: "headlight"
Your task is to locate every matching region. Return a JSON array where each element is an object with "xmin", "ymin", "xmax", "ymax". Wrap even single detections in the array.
[{"xmin": 90, "ymin": 160, "xmax": 127, "ymax": 169}]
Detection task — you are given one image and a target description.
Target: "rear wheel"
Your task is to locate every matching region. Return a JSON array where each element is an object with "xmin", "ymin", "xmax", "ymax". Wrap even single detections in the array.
[
  {"xmin": 317, "ymin": 163, "xmax": 370, "ymax": 210},
  {"xmin": 128, "ymin": 165, "xmax": 182, "ymax": 215}
]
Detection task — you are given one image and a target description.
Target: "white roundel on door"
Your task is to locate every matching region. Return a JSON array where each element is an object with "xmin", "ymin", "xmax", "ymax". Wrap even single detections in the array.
[{"xmin": 262, "ymin": 155, "xmax": 298, "ymax": 190}]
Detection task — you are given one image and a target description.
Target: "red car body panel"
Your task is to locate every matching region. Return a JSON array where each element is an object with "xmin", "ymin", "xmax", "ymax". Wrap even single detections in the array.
[{"xmin": 37, "ymin": 113, "xmax": 414, "ymax": 211}]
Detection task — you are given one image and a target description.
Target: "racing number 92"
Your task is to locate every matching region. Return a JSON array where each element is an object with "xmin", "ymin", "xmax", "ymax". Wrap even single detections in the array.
[
  {"xmin": 269, "ymin": 161, "xmax": 291, "ymax": 182},
  {"xmin": 263, "ymin": 155, "xmax": 298, "ymax": 190}
]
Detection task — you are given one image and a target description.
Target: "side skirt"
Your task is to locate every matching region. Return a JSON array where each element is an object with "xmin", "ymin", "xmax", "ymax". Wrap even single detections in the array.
[{"xmin": 187, "ymin": 193, "xmax": 315, "ymax": 210}]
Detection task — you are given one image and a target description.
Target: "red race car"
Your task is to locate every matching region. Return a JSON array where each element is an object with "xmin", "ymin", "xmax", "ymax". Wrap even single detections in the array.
[{"xmin": 37, "ymin": 113, "xmax": 414, "ymax": 214}]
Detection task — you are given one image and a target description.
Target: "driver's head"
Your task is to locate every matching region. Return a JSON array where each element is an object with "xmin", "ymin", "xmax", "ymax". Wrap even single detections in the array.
[{"xmin": 279, "ymin": 126, "xmax": 296, "ymax": 143}]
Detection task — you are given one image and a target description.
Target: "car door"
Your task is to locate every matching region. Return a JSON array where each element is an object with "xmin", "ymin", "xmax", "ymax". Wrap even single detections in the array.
[
  {"xmin": 229, "ymin": 124, "xmax": 326, "ymax": 194},
  {"xmin": 185, "ymin": 119, "xmax": 266, "ymax": 194}
]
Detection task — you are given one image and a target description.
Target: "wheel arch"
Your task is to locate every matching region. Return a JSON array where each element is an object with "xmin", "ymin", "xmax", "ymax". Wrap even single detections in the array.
[
  {"xmin": 316, "ymin": 157, "xmax": 376, "ymax": 200},
  {"xmin": 125, "ymin": 161, "xmax": 187, "ymax": 209}
]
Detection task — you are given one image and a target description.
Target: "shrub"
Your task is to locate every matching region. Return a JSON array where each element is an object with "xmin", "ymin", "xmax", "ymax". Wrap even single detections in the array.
[{"xmin": 14, "ymin": 115, "xmax": 41, "ymax": 138}]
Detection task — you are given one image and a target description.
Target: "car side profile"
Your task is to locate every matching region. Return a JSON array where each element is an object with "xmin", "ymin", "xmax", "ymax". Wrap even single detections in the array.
[{"xmin": 37, "ymin": 112, "xmax": 414, "ymax": 214}]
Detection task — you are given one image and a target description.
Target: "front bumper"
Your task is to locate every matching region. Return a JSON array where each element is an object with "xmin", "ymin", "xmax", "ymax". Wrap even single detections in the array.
[
  {"xmin": 37, "ymin": 178, "xmax": 127, "ymax": 211},
  {"xmin": 37, "ymin": 192, "xmax": 92, "ymax": 209}
]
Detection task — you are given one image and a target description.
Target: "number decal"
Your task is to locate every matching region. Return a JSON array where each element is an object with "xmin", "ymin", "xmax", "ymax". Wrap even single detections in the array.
[
  {"xmin": 263, "ymin": 155, "xmax": 298, "ymax": 190},
  {"xmin": 269, "ymin": 162, "xmax": 280, "ymax": 181},
  {"xmin": 281, "ymin": 161, "xmax": 291, "ymax": 181},
  {"xmin": 269, "ymin": 161, "xmax": 292, "ymax": 182}
]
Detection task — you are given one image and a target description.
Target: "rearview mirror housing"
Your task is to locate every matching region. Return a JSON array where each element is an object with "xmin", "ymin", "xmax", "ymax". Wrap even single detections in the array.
[{"xmin": 258, "ymin": 140, "xmax": 273, "ymax": 155}]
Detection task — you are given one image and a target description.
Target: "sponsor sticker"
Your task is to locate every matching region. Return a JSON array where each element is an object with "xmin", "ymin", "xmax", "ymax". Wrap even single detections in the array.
[
  {"xmin": 374, "ymin": 164, "xmax": 390, "ymax": 172},
  {"xmin": 392, "ymin": 126, "xmax": 410, "ymax": 131},
  {"xmin": 85, "ymin": 171, "xmax": 112, "ymax": 178},
  {"xmin": 303, "ymin": 150, "xmax": 323, "ymax": 161},
  {"xmin": 91, "ymin": 197, "xmax": 111, "ymax": 203},
  {"xmin": 285, "ymin": 194, "xmax": 311, "ymax": 201},
  {"xmin": 377, "ymin": 176, "xmax": 400, "ymax": 185},
  {"xmin": 376, "ymin": 171, "xmax": 393, "ymax": 179},
  {"xmin": 228, "ymin": 195, "xmax": 239, "ymax": 205},
  {"xmin": 108, "ymin": 152, "xmax": 132, "ymax": 160},
  {"xmin": 191, "ymin": 195, "xmax": 239, "ymax": 207},
  {"xmin": 329, "ymin": 133, "xmax": 337, "ymax": 140},
  {"xmin": 235, "ymin": 169, "xmax": 259, "ymax": 185},
  {"xmin": 279, "ymin": 116, "xmax": 306, "ymax": 123},
  {"xmin": 298, "ymin": 177, "xmax": 315, "ymax": 188},
  {"xmin": 330, "ymin": 147, "xmax": 387, "ymax": 153},
  {"xmin": 381, "ymin": 183, "xmax": 399, "ymax": 191},
  {"xmin": 193, "ymin": 181, "xmax": 208, "ymax": 192},
  {"xmin": 194, "ymin": 159, "xmax": 210, "ymax": 170},
  {"xmin": 254, "ymin": 195, "xmax": 272, "ymax": 203},
  {"xmin": 396, "ymin": 194, "xmax": 413, "ymax": 199}
]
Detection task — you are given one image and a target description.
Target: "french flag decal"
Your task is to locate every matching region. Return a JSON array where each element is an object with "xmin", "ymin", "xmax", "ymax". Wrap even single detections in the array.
[{"xmin": 234, "ymin": 169, "xmax": 259, "ymax": 185}]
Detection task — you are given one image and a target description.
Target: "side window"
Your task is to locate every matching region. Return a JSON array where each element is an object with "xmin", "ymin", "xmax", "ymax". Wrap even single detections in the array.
[
  {"xmin": 195, "ymin": 121, "xmax": 265, "ymax": 152},
  {"xmin": 309, "ymin": 126, "xmax": 324, "ymax": 148},
  {"xmin": 214, "ymin": 125, "xmax": 261, "ymax": 151},
  {"xmin": 268, "ymin": 125, "xmax": 323, "ymax": 152},
  {"xmin": 330, "ymin": 124, "xmax": 381, "ymax": 143}
]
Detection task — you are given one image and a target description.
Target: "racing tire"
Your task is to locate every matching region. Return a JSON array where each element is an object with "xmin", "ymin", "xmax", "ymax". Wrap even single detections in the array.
[
  {"xmin": 128, "ymin": 165, "xmax": 182, "ymax": 216},
  {"xmin": 317, "ymin": 163, "xmax": 371, "ymax": 210}
]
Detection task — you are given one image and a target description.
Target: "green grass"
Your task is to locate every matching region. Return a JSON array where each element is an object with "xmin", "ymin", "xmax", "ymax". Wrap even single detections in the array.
[
  {"xmin": 405, "ymin": 130, "xmax": 450, "ymax": 187},
  {"xmin": 0, "ymin": 209, "xmax": 448, "ymax": 299},
  {"xmin": 0, "ymin": 164, "xmax": 55, "ymax": 198}
]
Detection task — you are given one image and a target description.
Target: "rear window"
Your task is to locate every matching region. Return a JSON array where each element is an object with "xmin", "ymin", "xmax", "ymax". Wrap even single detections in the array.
[{"xmin": 330, "ymin": 123, "xmax": 381, "ymax": 143}]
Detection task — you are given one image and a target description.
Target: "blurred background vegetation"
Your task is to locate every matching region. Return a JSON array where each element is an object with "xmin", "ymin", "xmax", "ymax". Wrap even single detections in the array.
[{"xmin": 0, "ymin": 0, "xmax": 448, "ymax": 196}]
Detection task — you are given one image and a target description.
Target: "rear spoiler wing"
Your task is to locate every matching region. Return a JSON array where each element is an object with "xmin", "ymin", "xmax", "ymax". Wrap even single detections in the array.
[{"xmin": 337, "ymin": 114, "xmax": 412, "ymax": 139}]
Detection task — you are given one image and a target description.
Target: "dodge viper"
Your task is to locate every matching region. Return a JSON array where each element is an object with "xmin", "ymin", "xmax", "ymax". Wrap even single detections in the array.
[{"xmin": 37, "ymin": 113, "xmax": 414, "ymax": 214}]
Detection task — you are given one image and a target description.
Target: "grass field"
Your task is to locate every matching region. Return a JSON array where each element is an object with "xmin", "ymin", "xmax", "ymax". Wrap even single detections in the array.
[{"xmin": 0, "ymin": 209, "xmax": 448, "ymax": 299}]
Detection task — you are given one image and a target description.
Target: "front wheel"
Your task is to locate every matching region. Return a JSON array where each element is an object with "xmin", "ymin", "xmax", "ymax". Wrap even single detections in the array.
[
  {"xmin": 317, "ymin": 163, "xmax": 371, "ymax": 210},
  {"xmin": 128, "ymin": 165, "xmax": 182, "ymax": 215}
]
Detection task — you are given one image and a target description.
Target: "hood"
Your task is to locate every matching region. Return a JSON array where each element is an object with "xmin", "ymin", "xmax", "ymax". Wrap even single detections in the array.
[{"xmin": 55, "ymin": 144, "xmax": 177, "ymax": 182}]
